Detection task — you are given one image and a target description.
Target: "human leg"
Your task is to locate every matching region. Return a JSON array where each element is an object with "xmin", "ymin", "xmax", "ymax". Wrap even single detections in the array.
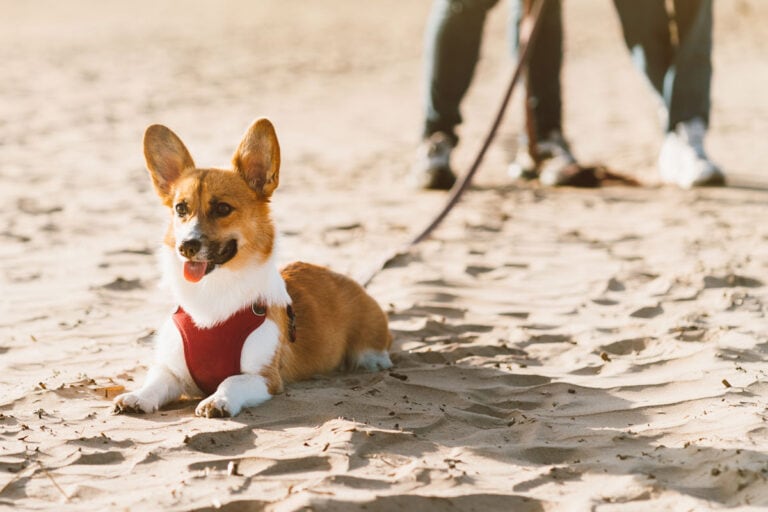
[
  {"xmin": 416, "ymin": 0, "xmax": 499, "ymax": 190},
  {"xmin": 614, "ymin": 0, "xmax": 722, "ymax": 187},
  {"xmin": 668, "ymin": 0, "xmax": 713, "ymax": 129},
  {"xmin": 508, "ymin": 0, "xmax": 578, "ymax": 186},
  {"xmin": 423, "ymin": 0, "xmax": 500, "ymax": 144},
  {"xmin": 613, "ymin": 0, "xmax": 673, "ymax": 114},
  {"xmin": 509, "ymin": 0, "xmax": 564, "ymax": 139}
]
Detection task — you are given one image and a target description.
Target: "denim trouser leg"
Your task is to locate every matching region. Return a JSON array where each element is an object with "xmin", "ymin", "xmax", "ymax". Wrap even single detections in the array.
[
  {"xmin": 669, "ymin": 0, "xmax": 713, "ymax": 128},
  {"xmin": 423, "ymin": 0, "xmax": 500, "ymax": 145},
  {"xmin": 509, "ymin": 0, "xmax": 564, "ymax": 139},
  {"xmin": 613, "ymin": 0, "xmax": 713, "ymax": 131}
]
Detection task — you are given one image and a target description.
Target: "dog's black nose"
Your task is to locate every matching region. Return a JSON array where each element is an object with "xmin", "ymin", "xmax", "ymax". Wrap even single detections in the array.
[{"xmin": 179, "ymin": 239, "xmax": 202, "ymax": 258}]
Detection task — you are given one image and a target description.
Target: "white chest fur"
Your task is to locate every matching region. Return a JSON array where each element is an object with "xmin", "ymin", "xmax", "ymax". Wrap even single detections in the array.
[{"xmin": 158, "ymin": 245, "xmax": 291, "ymax": 328}]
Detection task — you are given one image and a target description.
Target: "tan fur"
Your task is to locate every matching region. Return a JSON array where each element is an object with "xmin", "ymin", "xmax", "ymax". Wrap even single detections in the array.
[
  {"xmin": 159, "ymin": 169, "xmax": 276, "ymax": 270},
  {"xmin": 278, "ymin": 262, "xmax": 392, "ymax": 383}
]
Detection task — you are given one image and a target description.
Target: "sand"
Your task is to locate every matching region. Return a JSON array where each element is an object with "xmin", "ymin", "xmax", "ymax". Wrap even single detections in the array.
[{"xmin": 1, "ymin": 0, "xmax": 768, "ymax": 510}]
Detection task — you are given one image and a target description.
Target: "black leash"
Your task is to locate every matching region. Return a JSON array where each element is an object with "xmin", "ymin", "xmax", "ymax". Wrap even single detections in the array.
[{"xmin": 360, "ymin": 0, "xmax": 549, "ymax": 288}]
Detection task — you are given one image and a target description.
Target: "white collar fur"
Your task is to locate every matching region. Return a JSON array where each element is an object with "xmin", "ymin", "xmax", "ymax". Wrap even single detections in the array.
[{"xmin": 159, "ymin": 244, "xmax": 291, "ymax": 328}]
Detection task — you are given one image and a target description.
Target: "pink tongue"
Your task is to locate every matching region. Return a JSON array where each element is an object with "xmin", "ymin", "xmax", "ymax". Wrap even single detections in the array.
[{"xmin": 183, "ymin": 261, "xmax": 209, "ymax": 283}]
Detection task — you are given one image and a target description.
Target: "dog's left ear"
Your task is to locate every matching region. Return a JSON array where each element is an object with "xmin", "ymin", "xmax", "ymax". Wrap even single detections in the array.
[{"xmin": 232, "ymin": 118, "xmax": 280, "ymax": 198}]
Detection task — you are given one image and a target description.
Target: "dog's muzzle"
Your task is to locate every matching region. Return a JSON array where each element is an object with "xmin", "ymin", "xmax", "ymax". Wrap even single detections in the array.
[{"xmin": 179, "ymin": 238, "xmax": 238, "ymax": 272}]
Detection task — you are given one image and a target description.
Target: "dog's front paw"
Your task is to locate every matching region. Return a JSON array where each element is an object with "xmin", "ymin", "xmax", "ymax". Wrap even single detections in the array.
[
  {"xmin": 196, "ymin": 395, "xmax": 240, "ymax": 418},
  {"xmin": 113, "ymin": 392, "xmax": 158, "ymax": 414}
]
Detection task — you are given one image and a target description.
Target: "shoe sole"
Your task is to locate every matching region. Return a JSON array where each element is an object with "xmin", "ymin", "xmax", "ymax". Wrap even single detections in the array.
[
  {"xmin": 662, "ymin": 171, "xmax": 726, "ymax": 189},
  {"xmin": 414, "ymin": 166, "xmax": 456, "ymax": 191},
  {"xmin": 695, "ymin": 173, "xmax": 726, "ymax": 187}
]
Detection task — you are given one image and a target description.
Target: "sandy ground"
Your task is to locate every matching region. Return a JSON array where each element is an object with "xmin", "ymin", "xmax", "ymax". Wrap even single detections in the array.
[{"xmin": 1, "ymin": 0, "xmax": 768, "ymax": 510}]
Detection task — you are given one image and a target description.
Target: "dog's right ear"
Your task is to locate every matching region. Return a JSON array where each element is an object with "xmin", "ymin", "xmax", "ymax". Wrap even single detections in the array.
[{"xmin": 143, "ymin": 125, "xmax": 195, "ymax": 204}]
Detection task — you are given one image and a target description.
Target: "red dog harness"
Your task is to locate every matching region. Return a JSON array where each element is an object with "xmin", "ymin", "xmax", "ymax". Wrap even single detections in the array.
[
  {"xmin": 174, "ymin": 303, "xmax": 267, "ymax": 396},
  {"xmin": 173, "ymin": 303, "xmax": 296, "ymax": 396}
]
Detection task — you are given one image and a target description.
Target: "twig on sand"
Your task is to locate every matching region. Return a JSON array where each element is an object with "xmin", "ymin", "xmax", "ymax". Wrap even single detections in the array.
[
  {"xmin": 41, "ymin": 467, "xmax": 70, "ymax": 502},
  {"xmin": 0, "ymin": 461, "xmax": 63, "ymax": 500}
]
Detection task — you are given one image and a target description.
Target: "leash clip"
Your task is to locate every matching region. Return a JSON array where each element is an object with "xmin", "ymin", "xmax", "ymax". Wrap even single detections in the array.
[{"xmin": 251, "ymin": 303, "xmax": 267, "ymax": 316}]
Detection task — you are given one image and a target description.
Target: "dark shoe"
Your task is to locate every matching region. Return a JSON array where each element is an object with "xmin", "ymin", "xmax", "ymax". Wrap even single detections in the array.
[
  {"xmin": 508, "ymin": 130, "xmax": 578, "ymax": 186},
  {"xmin": 412, "ymin": 132, "xmax": 457, "ymax": 190}
]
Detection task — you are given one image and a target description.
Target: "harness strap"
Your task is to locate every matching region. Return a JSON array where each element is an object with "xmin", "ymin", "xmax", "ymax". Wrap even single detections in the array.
[
  {"xmin": 174, "ymin": 303, "xmax": 268, "ymax": 395},
  {"xmin": 174, "ymin": 301, "xmax": 298, "ymax": 395}
]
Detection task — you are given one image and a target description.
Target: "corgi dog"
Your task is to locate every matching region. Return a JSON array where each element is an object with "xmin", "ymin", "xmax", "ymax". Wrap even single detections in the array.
[{"xmin": 114, "ymin": 118, "xmax": 392, "ymax": 418}]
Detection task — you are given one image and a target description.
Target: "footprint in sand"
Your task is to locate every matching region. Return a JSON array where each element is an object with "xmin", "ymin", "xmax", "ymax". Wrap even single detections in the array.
[
  {"xmin": 405, "ymin": 344, "xmax": 529, "ymax": 366},
  {"xmin": 606, "ymin": 278, "xmax": 626, "ymax": 292},
  {"xmin": 0, "ymin": 230, "xmax": 31, "ymax": 243},
  {"xmin": 72, "ymin": 451, "xmax": 125, "ymax": 465},
  {"xmin": 703, "ymin": 274, "xmax": 763, "ymax": 289},
  {"xmin": 182, "ymin": 426, "xmax": 257, "ymax": 456},
  {"xmin": 16, "ymin": 197, "xmax": 63, "ymax": 216},
  {"xmin": 600, "ymin": 337, "xmax": 653, "ymax": 356},
  {"xmin": 70, "ymin": 435, "xmax": 135, "ymax": 449},
  {"xmin": 259, "ymin": 456, "xmax": 332, "ymax": 476},
  {"xmin": 629, "ymin": 304, "xmax": 663, "ymax": 319},
  {"xmin": 448, "ymin": 344, "xmax": 528, "ymax": 360},
  {"xmin": 99, "ymin": 277, "xmax": 143, "ymax": 291},
  {"xmin": 322, "ymin": 475, "xmax": 392, "ymax": 490},
  {"xmin": 188, "ymin": 456, "xmax": 331, "ymax": 477},
  {"xmin": 388, "ymin": 304, "xmax": 466, "ymax": 321},
  {"xmin": 395, "ymin": 319, "xmax": 493, "ymax": 342},
  {"xmin": 105, "ymin": 247, "xmax": 153, "ymax": 256},
  {"xmin": 518, "ymin": 333, "xmax": 575, "ymax": 348},
  {"xmin": 314, "ymin": 494, "xmax": 542, "ymax": 512},
  {"xmin": 465, "ymin": 264, "xmax": 494, "ymax": 277},
  {"xmin": 592, "ymin": 297, "xmax": 620, "ymax": 306}
]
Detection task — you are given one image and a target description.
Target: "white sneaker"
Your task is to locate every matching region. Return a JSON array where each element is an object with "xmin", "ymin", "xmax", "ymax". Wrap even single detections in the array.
[
  {"xmin": 412, "ymin": 132, "xmax": 457, "ymax": 190},
  {"xmin": 508, "ymin": 130, "xmax": 578, "ymax": 186},
  {"xmin": 658, "ymin": 118, "xmax": 725, "ymax": 188}
]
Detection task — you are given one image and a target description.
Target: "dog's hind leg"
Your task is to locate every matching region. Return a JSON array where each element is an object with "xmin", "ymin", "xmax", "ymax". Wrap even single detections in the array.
[{"xmin": 354, "ymin": 349, "xmax": 393, "ymax": 372}]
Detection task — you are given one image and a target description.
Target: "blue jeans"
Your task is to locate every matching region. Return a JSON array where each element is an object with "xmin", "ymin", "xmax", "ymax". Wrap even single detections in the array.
[
  {"xmin": 422, "ymin": 0, "xmax": 713, "ymax": 144},
  {"xmin": 613, "ymin": 0, "xmax": 713, "ymax": 131},
  {"xmin": 423, "ymin": 0, "xmax": 563, "ymax": 145}
]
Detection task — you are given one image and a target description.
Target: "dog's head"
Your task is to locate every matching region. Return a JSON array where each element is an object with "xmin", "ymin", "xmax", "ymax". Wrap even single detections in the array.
[{"xmin": 143, "ymin": 119, "xmax": 280, "ymax": 283}]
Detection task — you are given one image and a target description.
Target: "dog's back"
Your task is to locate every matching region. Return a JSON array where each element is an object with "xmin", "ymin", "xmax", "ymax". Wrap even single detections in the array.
[{"xmin": 279, "ymin": 262, "xmax": 392, "ymax": 382}]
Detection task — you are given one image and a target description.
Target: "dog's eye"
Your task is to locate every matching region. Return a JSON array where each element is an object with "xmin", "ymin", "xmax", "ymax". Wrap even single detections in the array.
[
  {"xmin": 175, "ymin": 202, "xmax": 188, "ymax": 217},
  {"xmin": 214, "ymin": 202, "xmax": 233, "ymax": 218}
]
